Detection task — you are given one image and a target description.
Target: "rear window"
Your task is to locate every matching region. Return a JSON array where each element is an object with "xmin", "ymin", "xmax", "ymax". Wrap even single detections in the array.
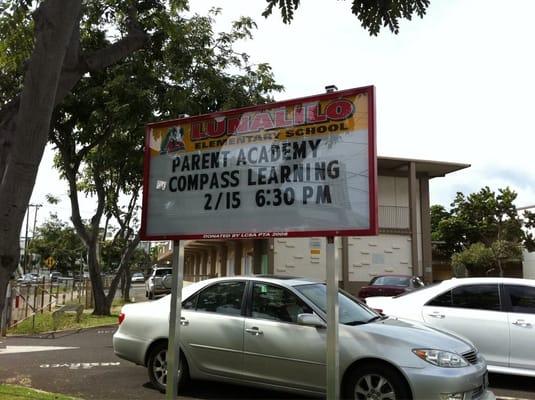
[
  {"xmin": 154, "ymin": 269, "xmax": 172, "ymax": 276},
  {"xmin": 373, "ymin": 276, "xmax": 411, "ymax": 286}
]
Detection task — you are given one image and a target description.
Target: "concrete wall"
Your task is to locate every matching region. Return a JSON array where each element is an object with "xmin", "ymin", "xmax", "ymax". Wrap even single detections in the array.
[
  {"xmin": 346, "ymin": 234, "xmax": 413, "ymax": 281},
  {"xmin": 273, "ymin": 237, "xmax": 342, "ymax": 281},
  {"xmin": 523, "ymin": 249, "xmax": 535, "ymax": 279}
]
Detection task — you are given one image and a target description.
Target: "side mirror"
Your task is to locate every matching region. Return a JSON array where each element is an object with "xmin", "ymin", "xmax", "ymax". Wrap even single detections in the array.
[
  {"xmin": 297, "ymin": 313, "xmax": 326, "ymax": 328},
  {"xmin": 162, "ymin": 274, "xmax": 173, "ymax": 289}
]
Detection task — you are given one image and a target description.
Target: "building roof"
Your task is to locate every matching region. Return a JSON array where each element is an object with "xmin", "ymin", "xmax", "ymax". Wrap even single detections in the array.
[{"xmin": 378, "ymin": 156, "xmax": 470, "ymax": 178}]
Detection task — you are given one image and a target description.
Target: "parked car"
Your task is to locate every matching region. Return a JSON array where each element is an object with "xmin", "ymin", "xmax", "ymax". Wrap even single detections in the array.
[
  {"xmin": 131, "ymin": 272, "xmax": 145, "ymax": 283},
  {"xmin": 49, "ymin": 271, "xmax": 61, "ymax": 282},
  {"xmin": 358, "ymin": 275, "xmax": 424, "ymax": 299},
  {"xmin": 17, "ymin": 273, "xmax": 40, "ymax": 284},
  {"xmin": 145, "ymin": 266, "xmax": 173, "ymax": 299},
  {"xmin": 365, "ymin": 277, "xmax": 535, "ymax": 378},
  {"xmin": 114, "ymin": 276, "xmax": 494, "ymax": 399}
]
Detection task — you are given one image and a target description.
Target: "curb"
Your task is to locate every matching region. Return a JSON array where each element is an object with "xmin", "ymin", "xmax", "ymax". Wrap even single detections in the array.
[{"xmin": 5, "ymin": 323, "xmax": 117, "ymax": 339}]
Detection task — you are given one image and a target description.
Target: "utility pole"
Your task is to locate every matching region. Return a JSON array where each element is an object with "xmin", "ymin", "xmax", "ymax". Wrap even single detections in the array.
[
  {"xmin": 22, "ymin": 203, "xmax": 42, "ymax": 274},
  {"xmin": 31, "ymin": 204, "xmax": 42, "ymax": 272},
  {"xmin": 23, "ymin": 207, "xmax": 30, "ymax": 274},
  {"xmin": 31, "ymin": 204, "xmax": 42, "ymax": 239}
]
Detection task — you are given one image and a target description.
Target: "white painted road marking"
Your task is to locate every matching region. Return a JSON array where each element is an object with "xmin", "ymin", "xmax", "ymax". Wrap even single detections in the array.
[
  {"xmin": 497, "ymin": 397, "xmax": 533, "ymax": 400},
  {"xmin": 40, "ymin": 362, "xmax": 121, "ymax": 369},
  {"xmin": 0, "ymin": 346, "xmax": 79, "ymax": 355}
]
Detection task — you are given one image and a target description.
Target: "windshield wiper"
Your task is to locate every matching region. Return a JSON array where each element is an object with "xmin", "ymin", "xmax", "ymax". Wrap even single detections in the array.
[
  {"xmin": 344, "ymin": 320, "xmax": 367, "ymax": 326},
  {"xmin": 366, "ymin": 315, "xmax": 386, "ymax": 323}
]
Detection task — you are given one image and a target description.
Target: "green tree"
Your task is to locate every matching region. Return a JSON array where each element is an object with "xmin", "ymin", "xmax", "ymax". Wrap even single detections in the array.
[
  {"xmin": 432, "ymin": 187, "xmax": 535, "ymax": 276},
  {"xmin": 451, "ymin": 243, "xmax": 494, "ymax": 277},
  {"xmin": 28, "ymin": 214, "xmax": 84, "ymax": 275},
  {"xmin": 262, "ymin": 0, "xmax": 430, "ymax": 34},
  {"xmin": 0, "ymin": 0, "xmax": 432, "ymax": 322},
  {"xmin": 51, "ymin": 9, "xmax": 282, "ymax": 315}
]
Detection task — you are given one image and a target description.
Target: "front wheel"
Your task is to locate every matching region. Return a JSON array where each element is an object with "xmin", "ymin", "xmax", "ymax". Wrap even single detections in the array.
[
  {"xmin": 147, "ymin": 342, "xmax": 189, "ymax": 393},
  {"xmin": 342, "ymin": 363, "xmax": 411, "ymax": 400}
]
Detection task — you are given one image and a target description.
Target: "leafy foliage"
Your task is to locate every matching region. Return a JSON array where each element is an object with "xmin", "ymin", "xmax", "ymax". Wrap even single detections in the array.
[
  {"xmin": 28, "ymin": 214, "xmax": 84, "ymax": 274},
  {"xmin": 262, "ymin": 0, "xmax": 430, "ymax": 35},
  {"xmin": 432, "ymin": 186, "xmax": 535, "ymax": 276},
  {"xmin": 46, "ymin": 4, "xmax": 282, "ymax": 315},
  {"xmin": 451, "ymin": 243, "xmax": 494, "ymax": 277}
]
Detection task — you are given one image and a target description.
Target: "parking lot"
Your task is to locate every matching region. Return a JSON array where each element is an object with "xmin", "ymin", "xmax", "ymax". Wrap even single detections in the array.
[
  {"xmin": 1, "ymin": 325, "xmax": 535, "ymax": 400},
  {"xmin": 1, "ymin": 283, "xmax": 534, "ymax": 400}
]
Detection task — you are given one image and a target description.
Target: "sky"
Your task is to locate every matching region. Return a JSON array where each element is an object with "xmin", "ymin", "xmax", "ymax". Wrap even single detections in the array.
[{"xmin": 27, "ymin": 0, "xmax": 535, "ymax": 233}]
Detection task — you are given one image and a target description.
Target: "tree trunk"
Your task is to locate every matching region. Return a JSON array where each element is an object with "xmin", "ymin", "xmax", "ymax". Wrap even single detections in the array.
[
  {"xmin": 106, "ymin": 234, "xmax": 141, "ymax": 306},
  {"xmin": 87, "ymin": 241, "xmax": 110, "ymax": 315},
  {"xmin": 0, "ymin": 0, "xmax": 148, "ymax": 319},
  {"xmin": 497, "ymin": 258, "xmax": 504, "ymax": 277},
  {"xmin": 0, "ymin": 0, "xmax": 81, "ymax": 317},
  {"xmin": 122, "ymin": 264, "xmax": 132, "ymax": 303}
]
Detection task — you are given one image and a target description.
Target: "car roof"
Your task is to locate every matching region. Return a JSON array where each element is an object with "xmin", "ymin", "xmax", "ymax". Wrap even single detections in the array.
[
  {"xmin": 188, "ymin": 275, "xmax": 319, "ymax": 288},
  {"xmin": 158, "ymin": 275, "xmax": 322, "ymax": 304},
  {"xmin": 439, "ymin": 277, "xmax": 535, "ymax": 286},
  {"xmin": 395, "ymin": 276, "xmax": 535, "ymax": 301}
]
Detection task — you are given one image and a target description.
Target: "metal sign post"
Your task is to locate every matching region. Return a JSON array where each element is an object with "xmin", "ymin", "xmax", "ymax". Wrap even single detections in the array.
[
  {"xmin": 326, "ymin": 236, "xmax": 339, "ymax": 399},
  {"xmin": 166, "ymin": 240, "xmax": 185, "ymax": 400}
]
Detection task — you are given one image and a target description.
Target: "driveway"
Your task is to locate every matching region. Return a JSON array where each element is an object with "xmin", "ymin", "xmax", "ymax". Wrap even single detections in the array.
[
  {"xmin": 0, "ymin": 326, "xmax": 306, "ymax": 399},
  {"xmin": 1, "ymin": 305, "xmax": 534, "ymax": 399}
]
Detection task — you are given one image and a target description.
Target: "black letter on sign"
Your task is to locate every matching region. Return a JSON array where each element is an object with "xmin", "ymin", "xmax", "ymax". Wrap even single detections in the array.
[
  {"xmin": 172, "ymin": 157, "xmax": 180, "ymax": 173},
  {"xmin": 303, "ymin": 186, "xmax": 314, "ymax": 204}
]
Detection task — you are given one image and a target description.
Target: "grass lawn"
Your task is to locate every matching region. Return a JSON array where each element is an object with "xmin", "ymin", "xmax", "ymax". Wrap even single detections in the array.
[
  {"xmin": 7, "ymin": 302, "xmax": 123, "ymax": 335},
  {"xmin": 0, "ymin": 384, "xmax": 81, "ymax": 399}
]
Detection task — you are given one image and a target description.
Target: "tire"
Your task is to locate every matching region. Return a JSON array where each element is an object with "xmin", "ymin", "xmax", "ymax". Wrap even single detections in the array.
[
  {"xmin": 148, "ymin": 290, "xmax": 153, "ymax": 300},
  {"xmin": 342, "ymin": 362, "xmax": 411, "ymax": 400},
  {"xmin": 147, "ymin": 342, "xmax": 189, "ymax": 393}
]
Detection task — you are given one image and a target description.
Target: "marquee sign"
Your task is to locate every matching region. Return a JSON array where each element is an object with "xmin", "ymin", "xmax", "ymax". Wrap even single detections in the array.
[{"xmin": 141, "ymin": 86, "xmax": 377, "ymax": 240}]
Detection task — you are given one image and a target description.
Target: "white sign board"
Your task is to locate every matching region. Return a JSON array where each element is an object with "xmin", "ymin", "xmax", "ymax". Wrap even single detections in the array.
[{"xmin": 141, "ymin": 86, "xmax": 377, "ymax": 240}]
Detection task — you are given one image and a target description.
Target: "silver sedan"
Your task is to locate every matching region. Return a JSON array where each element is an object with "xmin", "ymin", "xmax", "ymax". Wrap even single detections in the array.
[{"xmin": 113, "ymin": 276, "xmax": 495, "ymax": 399}]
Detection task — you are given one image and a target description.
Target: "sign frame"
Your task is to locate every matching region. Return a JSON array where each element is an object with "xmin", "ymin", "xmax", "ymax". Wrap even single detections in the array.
[{"xmin": 141, "ymin": 85, "xmax": 377, "ymax": 241}]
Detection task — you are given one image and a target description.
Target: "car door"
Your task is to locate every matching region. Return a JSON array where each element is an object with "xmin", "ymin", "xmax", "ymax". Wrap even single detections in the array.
[
  {"xmin": 422, "ymin": 283, "xmax": 509, "ymax": 367},
  {"xmin": 179, "ymin": 280, "xmax": 246, "ymax": 378},
  {"xmin": 242, "ymin": 282, "xmax": 326, "ymax": 391},
  {"xmin": 503, "ymin": 284, "xmax": 535, "ymax": 371}
]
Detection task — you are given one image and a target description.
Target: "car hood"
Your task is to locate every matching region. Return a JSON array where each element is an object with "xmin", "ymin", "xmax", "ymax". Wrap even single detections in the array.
[{"xmin": 349, "ymin": 316, "xmax": 474, "ymax": 355}]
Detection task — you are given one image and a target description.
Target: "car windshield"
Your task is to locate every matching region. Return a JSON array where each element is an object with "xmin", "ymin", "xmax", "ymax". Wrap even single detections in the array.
[{"xmin": 295, "ymin": 284, "xmax": 379, "ymax": 325}]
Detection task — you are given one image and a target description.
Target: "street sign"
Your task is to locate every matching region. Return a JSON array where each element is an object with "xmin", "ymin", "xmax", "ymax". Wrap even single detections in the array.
[
  {"xmin": 142, "ymin": 85, "xmax": 377, "ymax": 240},
  {"xmin": 45, "ymin": 256, "xmax": 56, "ymax": 269}
]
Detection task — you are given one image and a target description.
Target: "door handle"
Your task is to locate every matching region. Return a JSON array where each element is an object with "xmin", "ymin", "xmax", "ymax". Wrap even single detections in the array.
[
  {"xmin": 427, "ymin": 312, "xmax": 445, "ymax": 319},
  {"xmin": 245, "ymin": 327, "xmax": 263, "ymax": 336},
  {"xmin": 512, "ymin": 319, "xmax": 532, "ymax": 328},
  {"xmin": 180, "ymin": 317, "xmax": 189, "ymax": 326}
]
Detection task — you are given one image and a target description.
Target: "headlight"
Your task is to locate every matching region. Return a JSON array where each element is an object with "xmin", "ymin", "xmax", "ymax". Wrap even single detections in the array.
[{"xmin": 413, "ymin": 349, "xmax": 469, "ymax": 368}]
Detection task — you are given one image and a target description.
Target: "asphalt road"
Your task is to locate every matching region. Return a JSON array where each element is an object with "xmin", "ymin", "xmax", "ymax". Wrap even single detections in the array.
[
  {"xmin": 0, "ymin": 326, "xmax": 306, "ymax": 400},
  {"xmin": 1, "ymin": 284, "xmax": 533, "ymax": 400}
]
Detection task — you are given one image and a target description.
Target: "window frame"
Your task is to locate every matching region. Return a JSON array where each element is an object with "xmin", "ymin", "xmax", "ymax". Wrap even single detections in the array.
[
  {"xmin": 244, "ymin": 280, "xmax": 319, "ymax": 326},
  {"xmin": 182, "ymin": 280, "xmax": 248, "ymax": 316},
  {"xmin": 425, "ymin": 283, "xmax": 504, "ymax": 312},
  {"xmin": 502, "ymin": 284, "xmax": 535, "ymax": 314}
]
